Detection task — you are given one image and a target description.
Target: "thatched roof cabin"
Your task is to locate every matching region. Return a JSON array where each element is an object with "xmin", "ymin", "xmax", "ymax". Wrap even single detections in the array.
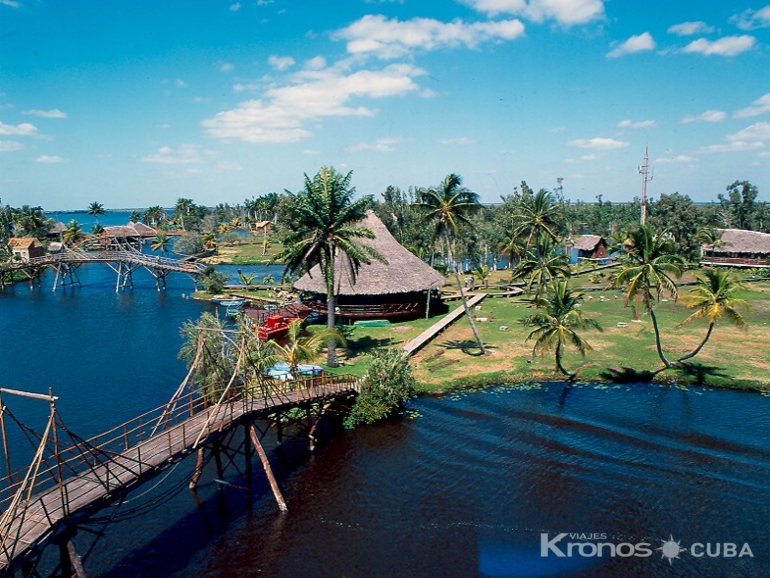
[
  {"xmin": 293, "ymin": 211, "xmax": 446, "ymax": 319},
  {"xmin": 702, "ymin": 228, "xmax": 770, "ymax": 267}
]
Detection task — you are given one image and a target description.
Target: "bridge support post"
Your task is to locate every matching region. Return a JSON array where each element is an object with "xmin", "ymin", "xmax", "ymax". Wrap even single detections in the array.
[
  {"xmin": 243, "ymin": 423, "xmax": 253, "ymax": 489},
  {"xmin": 189, "ymin": 447, "xmax": 205, "ymax": 490},
  {"xmin": 249, "ymin": 425, "xmax": 287, "ymax": 512}
]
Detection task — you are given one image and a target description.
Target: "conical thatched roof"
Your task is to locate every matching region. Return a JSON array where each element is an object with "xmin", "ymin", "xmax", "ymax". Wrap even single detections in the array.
[
  {"xmin": 708, "ymin": 228, "xmax": 770, "ymax": 254},
  {"xmin": 293, "ymin": 211, "xmax": 445, "ymax": 296}
]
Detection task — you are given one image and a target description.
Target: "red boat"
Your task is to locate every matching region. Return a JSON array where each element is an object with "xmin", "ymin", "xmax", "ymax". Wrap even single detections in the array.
[{"xmin": 257, "ymin": 315, "xmax": 297, "ymax": 341}]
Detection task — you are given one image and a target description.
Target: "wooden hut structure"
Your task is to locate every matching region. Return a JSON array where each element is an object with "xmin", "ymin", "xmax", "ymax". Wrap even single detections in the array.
[
  {"xmin": 701, "ymin": 228, "xmax": 770, "ymax": 267},
  {"xmin": 572, "ymin": 235, "xmax": 608, "ymax": 261},
  {"xmin": 8, "ymin": 237, "xmax": 44, "ymax": 261},
  {"xmin": 293, "ymin": 211, "xmax": 447, "ymax": 320}
]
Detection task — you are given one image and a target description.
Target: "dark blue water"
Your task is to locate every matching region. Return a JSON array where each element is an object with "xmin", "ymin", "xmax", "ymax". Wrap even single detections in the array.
[{"xmin": 1, "ymin": 257, "xmax": 770, "ymax": 577}]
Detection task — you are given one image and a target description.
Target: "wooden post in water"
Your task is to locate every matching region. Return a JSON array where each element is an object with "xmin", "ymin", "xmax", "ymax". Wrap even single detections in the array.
[
  {"xmin": 243, "ymin": 423, "xmax": 253, "ymax": 488},
  {"xmin": 249, "ymin": 425, "xmax": 287, "ymax": 512},
  {"xmin": 189, "ymin": 447, "xmax": 205, "ymax": 490},
  {"xmin": 67, "ymin": 540, "xmax": 87, "ymax": 578}
]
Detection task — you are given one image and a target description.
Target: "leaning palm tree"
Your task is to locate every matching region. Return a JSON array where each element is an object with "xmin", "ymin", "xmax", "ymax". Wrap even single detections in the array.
[
  {"xmin": 521, "ymin": 279, "xmax": 602, "ymax": 378},
  {"xmin": 151, "ymin": 231, "xmax": 171, "ymax": 254},
  {"xmin": 269, "ymin": 319, "xmax": 346, "ymax": 375},
  {"xmin": 512, "ymin": 236, "xmax": 571, "ymax": 299},
  {"xmin": 417, "ymin": 173, "xmax": 487, "ymax": 355},
  {"xmin": 62, "ymin": 219, "xmax": 83, "ymax": 246},
  {"xmin": 613, "ymin": 225, "xmax": 684, "ymax": 368},
  {"xmin": 513, "ymin": 188, "xmax": 562, "ymax": 249},
  {"xmin": 237, "ymin": 269, "xmax": 257, "ymax": 292},
  {"xmin": 676, "ymin": 269, "xmax": 748, "ymax": 362},
  {"xmin": 277, "ymin": 166, "xmax": 384, "ymax": 367}
]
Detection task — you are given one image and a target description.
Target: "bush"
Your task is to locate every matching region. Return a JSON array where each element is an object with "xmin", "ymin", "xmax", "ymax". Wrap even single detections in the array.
[
  {"xmin": 344, "ymin": 348, "xmax": 416, "ymax": 427},
  {"xmin": 201, "ymin": 265, "xmax": 227, "ymax": 294}
]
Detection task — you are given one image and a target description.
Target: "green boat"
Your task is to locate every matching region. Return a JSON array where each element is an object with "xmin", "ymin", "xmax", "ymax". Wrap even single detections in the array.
[{"xmin": 353, "ymin": 319, "xmax": 391, "ymax": 327}]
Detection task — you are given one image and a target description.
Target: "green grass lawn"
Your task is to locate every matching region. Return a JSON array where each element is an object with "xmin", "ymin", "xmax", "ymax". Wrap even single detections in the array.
[{"xmin": 202, "ymin": 237, "xmax": 284, "ymax": 265}]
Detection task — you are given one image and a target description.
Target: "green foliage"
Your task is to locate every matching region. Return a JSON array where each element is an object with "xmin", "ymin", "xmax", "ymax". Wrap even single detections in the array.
[
  {"xmin": 174, "ymin": 232, "xmax": 205, "ymax": 255},
  {"xmin": 200, "ymin": 265, "xmax": 227, "ymax": 294},
  {"xmin": 345, "ymin": 348, "xmax": 416, "ymax": 427}
]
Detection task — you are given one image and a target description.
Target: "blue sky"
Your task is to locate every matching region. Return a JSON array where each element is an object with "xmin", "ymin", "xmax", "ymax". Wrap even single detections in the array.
[{"xmin": 1, "ymin": 0, "xmax": 769, "ymax": 210}]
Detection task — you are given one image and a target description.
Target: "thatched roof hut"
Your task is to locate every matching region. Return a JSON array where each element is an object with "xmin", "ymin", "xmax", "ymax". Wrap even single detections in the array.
[
  {"xmin": 572, "ymin": 235, "xmax": 605, "ymax": 252},
  {"xmin": 708, "ymin": 228, "xmax": 770, "ymax": 255},
  {"xmin": 294, "ymin": 211, "xmax": 445, "ymax": 295}
]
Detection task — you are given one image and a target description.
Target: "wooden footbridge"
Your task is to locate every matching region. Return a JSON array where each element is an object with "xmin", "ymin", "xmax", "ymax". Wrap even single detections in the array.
[
  {"xmin": 0, "ymin": 247, "xmax": 205, "ymax": 292},
  {"xmin": 0, "ymin": 325, "xmax": 359, "ymax": 577}
]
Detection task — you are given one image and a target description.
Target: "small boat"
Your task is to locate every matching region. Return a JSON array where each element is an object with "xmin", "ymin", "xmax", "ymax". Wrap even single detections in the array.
[
  {"xmin": 210, "ymin": 294, "xmax": 229, "ymax": 305},
  {"xmin": 226, "ymin": 306, "xmax": 242, "ymax": 319},
  {"xmin": 217, "ymin": 298, "xmax": 246, "ymax": 307},
  {"xmin": 257, "ymin": 315, "xmax": 292, "ymax": 340},
  {"xmin": 297, "ymin": 364, "xmax": 323, "ymax": 377},
  {"xmin": 264, "ymin": 362, "xmax": 292, "ymax": 381}
]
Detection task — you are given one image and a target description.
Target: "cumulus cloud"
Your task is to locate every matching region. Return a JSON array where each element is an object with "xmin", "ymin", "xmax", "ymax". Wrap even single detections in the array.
[
  {"xmin": 141, "ymin": 144, "xmax": 213, "ymax": 164},
  {"xmin": 268, "ymin": 55, "xmax": 296, "ymax": 71},
  {"xmin": 459, "ymin": 0, "xmax": 605, "ymax": 26},
  {"xmin": 682, "ymin": 35, "xmax": 756, "ymax": 57},
  {"xmin": 216, "ymin": 161, "xmax": 242, "ymax": 171},
  {"xmin": 35, "ymin": 155, "xmax": 67, "ymax": 163},
  {"xmin": 655, "ymin": 155, "xmax": 697, "ymax": 164},
  {"xmin": 700, "ymin": 141, "xmax": 764, "ymax": 153},
  {"xmin": 734, "ymin": 93, "xmax": 770, "ymax": 118},
  {"xmin": 730, "ymin": 6, "xmax": 770, "ymax": 31},
  {"xmin": 22, "ymin": 109, "xmax": 67, "ymax": 119},
  {"xmin": 568, "ymin": 137, "xmax": 628, "ymax": 150},
  {"xmin": 0, "ymin": 121, "xmax": 38, "ymax": 136},
  {"xmin": 220, "ymin": 63, "xmax": 235, "ymax": 73},
  {"xmin": 203, "ymin": 63, "xmax": 425, "ymax": 143},
  {"xmin": 680, "ymin": 110, "xmax": 726, "ymax": 123},
  {"xmin": 0, "ymin": 140, "xmax": 23, "ymax": 152},
  {"xmin": 229, "ymin": 2, "xmax": 241, "ymax": 11},
  {"xmin": 0, "ymin": 0, "xmax": 22, "ymax": 7},
  {"xmin": 667, "ymin": 21, "xmax": 714, "ymax": 36},
  {"xmin": 607, "ymin": 32, "xmax": 655, "ymax": 58},
  {"xmin": 728, "ymin": 121, "xmax": 770, "ymax": 142},
  {"xmin": 440, "ymin": 137, "xmax": 475, "ymax": 145},
  {"xmin": 618, "ymin": 119, "xmax": 656, "ymax": 128},
  {"xmin": 346, "ymin": 137, "xmax": 404, "ymax": 152},
  {"xmin": 334, "ymin": 15, "xmax": 525, "ymax": 60}
]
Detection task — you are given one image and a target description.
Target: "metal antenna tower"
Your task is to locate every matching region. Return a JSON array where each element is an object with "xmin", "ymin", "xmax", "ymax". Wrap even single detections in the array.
[{"xmin": 638, "ymin": 145, "xmax": 653, "ymax": 225}]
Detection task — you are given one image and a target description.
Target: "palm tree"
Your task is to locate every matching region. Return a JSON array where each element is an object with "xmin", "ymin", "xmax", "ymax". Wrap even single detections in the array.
[
  {"xmin": 143, "ymin": 206, "xmax": 167, "ymax": 227},
  {"xmin": 175, "ymin": 198, "xmax": 193, "ymax": 231},
  {"xmin": 418, "ymin": 173, "xmax": 487, "ymax": 355},
  {"xmin": 277, "ymin": 166, "xmax": 384, "ymax": 367},
  {"xmin": 513, "ymin": 188, "xmax": 562, "ymax": 249},
  {"xmin": 87, "ymin": 201, "xmax": 105, "ymax": 222},
  {"xmin": 62, "ymin": 219, "xmax": 83, "ymax": 246},
  {"xmin": 269, "ymin": 319, "xmax": 346, "ymax": 375},
  {"xmin": 521, "ymin": 279, "xmax": 602, "ymax": 378},
  {"xmin": 694, "ymin": 226, "xmax": 724, "ymax": 260},
  {"xmin": 677, "ymin": 269, "xmax": 748, "ymax": 362},
  {"xmin": 499, "ymin": 230, "xmax": 526, "ymax": 269},
  {"xmin": 151, "ymin": 231, "xmax": 171, "ymax": 254},
  {"xmin": 262, "ymin": 274, "xmax": 275, "ymax": 287},
  {"xmin": 237, "ymin": 268, "xmax": 257, "ymax": 292},
  {"xmin": 511, "ymin": 236, "xmax": 570, "ymax": 299},
  {"xmin": 613, "ymin": 225, "xmax": 684, "ymax": 368},
  {"xmin": 129, "ymin": 210, "xmax": 142, "ymax": 223}
]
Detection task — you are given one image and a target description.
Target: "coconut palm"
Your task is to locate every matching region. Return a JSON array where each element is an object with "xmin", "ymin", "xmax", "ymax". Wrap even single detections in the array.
[
  {"xmin": 237, "ymin": 268, "xmax": 257, "ymax": 291},
  {"xmin": 612, "ymin": 225, "xmax": 684, "ymax": 368},
  {"xmin": 262, "ymin": 274, "xmax": 275, "ymax": 286},
  {"xmin": 143, "ymin": 206, "xmax": 167, "ymax": 227},
  {"xmin": 511, "ymin": 236, "xmax": 570, "ymax": 299},
  {"xmin": 694, "ymin": 226, "xmax": 724, "ymax": 259},
  {"xmin": 269, "ymin": 319, "xmax": 346, "ymax": 375},
  {"xmin": 520, "ymin": 279, "xmax": 602, "ymax": 378},
  {"xmin": 151, "ymin": 231, "xmax": 171, "ymax": 254},
  {"xmin": 62, "ymin": 219, "xmax": 83, "ymax": 246},
  {"xmin": 499, "ymin": 230, "xmax": 526, "ymax": 268},
  {"xmin": 87, "ymin": 201, "xmax": 105, "ymax": 222},
  {"xmin": 277, "ymin": 166, "xmax": 384, "ymax": 367},
  {"xmin": 418, "ymin": 173, "xmax": 487, "ymax": 355},
  {"xmin": 677, "ymin": 269, "xmax": 748, "ymax": 362},
  {"xmin": 513, "ymin": 188, "xmax": 562, "ymax": 249},
  {"xmin": 129, "ymin": 210, "xmax": 142, "ymax": 223}
]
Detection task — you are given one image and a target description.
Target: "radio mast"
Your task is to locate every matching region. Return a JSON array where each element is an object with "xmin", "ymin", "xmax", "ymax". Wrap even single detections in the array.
[{"xmin": 638, "ymin": 145, "xmax": 653, "ymax": 225}]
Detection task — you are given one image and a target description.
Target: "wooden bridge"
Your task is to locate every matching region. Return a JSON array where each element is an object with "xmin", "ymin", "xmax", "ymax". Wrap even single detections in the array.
[
  {"xmin": 0, "ymin": 248, "xmax": 205, "ymax": 292},
  {"xmin": 0, "ymin": 326, "xmax": 359, "ymax": 577}
]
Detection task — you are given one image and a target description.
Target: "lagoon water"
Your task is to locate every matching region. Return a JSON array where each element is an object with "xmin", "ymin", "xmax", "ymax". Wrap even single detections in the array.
[{"xmin": 2, "ymin": 216, "xmax": 770, "ymax": 577}]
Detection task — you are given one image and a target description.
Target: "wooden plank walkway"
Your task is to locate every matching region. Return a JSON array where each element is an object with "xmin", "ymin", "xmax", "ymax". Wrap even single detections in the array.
[
  {"xmin": 0, "ymin": 380, "xmax": 358, "ymax": 573},
  {"xmin": 402, "ymin": 293, "xmax": 487, "ymax": 355}
]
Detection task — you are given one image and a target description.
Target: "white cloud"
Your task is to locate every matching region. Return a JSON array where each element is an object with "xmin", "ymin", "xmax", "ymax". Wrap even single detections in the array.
[
  {"xmin": 220, "ymin": 63, "xmax": 235, "ymax": 73},
  {"xmin": 682, "ymin": 35, "xmax": 756, "ymax": 57},
  {"xmin": 203, "ymin": 63, "xmax": 424, "ymax": 143},
  {"xmin": 0, "ymin": 140, "xmax": 23, "ymax": 152},
  {"xmin": 141, "ymin": 144, "xmax": 213, "ymax": 164},
  {"xmin": 618, "ymin": 119, "xmax": 656, "ymax": 128},
  {"xmin": 734, "ymin": 93, "xmax": 770, "ymax": 118},
  {"xmin": 268, "ymin": 55, "xmax": 295, "ymax": 71},
  {"xmin": 667, "ymin": 21, "xmax": 714, "ymax": 36},
  {"xmin": 568, "ymin": 137, "xmax": 628, "ymax": 150},
  {"xmin": 229, "ymin": 3, "xmax": 241, "ymax": 11},
  {"xmin": 607, "ymin": 32, "xmax": 655, "ymax": 58},
  {"xmin": 35, "ymin": 155, "xmax": 67, "ymax": 163},
  {"xmin": 233, "ymin": 81, "xmax": 262, "ymax": 94},
  {"xmin": 728, "ymin": 121, "xmax": 770, "ymax": 142},
  {"xmin": 655, "ymin": 155, "xmax": 697, "ymax": 164},
  {"xmin": 0, "ymin": 0, "xmax": 22, "ymax": 7},
  {"xmin": 303, "ymin": 149, "xmax": 321, "ymax": 155},
  {"xmin": 0, "ymin": 121, "xmax": 38, "ymax": 136},
  {"xmin": 347, "ymin": 137, "xmax": 404, "ymax": 152},
  {"xmin": 580, "ymin": 153, "xmax": 600, "ymax": 160},
  {"xmin": 730, "ymin": 6, "xmax": 770, "ymax": 31},
  {"xmin": 680, "ymin": 109, "xmax": 726, "ymax": 123},
  {"xmin": 175, "ymin": 79, "xmax": 188, "ymax": 88},
  {"xmin": 305, "ymin": 56, "xmax": 327, "ymax": 70},
  {"xmin": 459, "ymin": 0, "xmax": 605, "ymax": 26},
  {"xmin": 22, "ymin": 109, "xmax": 67, "ymax": 119},
  {"xmin": 216, "ymin": 161, "xmax": 242, "ymax": 171},
  {"xmin": 334, "ymin": 15, "xmax": 525, "ymax": 60},
  {"xmin": 700, "ymin": 141, "xmax": 764, "ymax": 153},
  {"xmin": 440, "ymin": 137, "xmax": 475, "ymax": 145}
]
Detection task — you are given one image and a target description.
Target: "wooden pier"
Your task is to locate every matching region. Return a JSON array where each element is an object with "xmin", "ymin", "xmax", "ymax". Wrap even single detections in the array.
[{"xmin": 402, "ymin": 293, "xmax": 487, "ymax": 355}]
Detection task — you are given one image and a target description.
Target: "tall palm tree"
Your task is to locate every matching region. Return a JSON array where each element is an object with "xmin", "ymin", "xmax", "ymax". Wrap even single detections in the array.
[
  {"xmin": 277, "ymin": 166, "xmax": 384, "ymax": 367},
  {"xmin": 237, "ymin": 268, "xmax": 257, "ymax": 292},
  {"xmin": 417, "ymin": 173, "xmax": 487, "ymax": 355},
  {"xmin": 151, "ymin": 231, "xmax": 171, "ymax": 254},
  {"xmin": 521, "ymin": 279, "xmax": 602, "ymax": 378},
  {"xmin": 175, "ymin": 198, "xmax": 193, "ymax": 231},
  {"xmin": 513, "ymin": 188, "xmax": 562, "ymax": 249},
  {"xmin": 143, "ymin": 206, "xmax": 167, "ymax": 227},
  {"xmin": 129, "ymin": 210, "xmax": 142, "ymax": 223},
  {"xmin": 269, "ymin": 319, "xmax": 346, "ymax": 375},
  {"xmin": 499, "ymin": 230, "xmax": 526, "ymax": 269},
  {"xmin": 62, "ymin": 219, "xmax": 83, "ymax": 246},
  {"xmin": 512, "ymin": 236, "xmax": 571, "ymax": 299},
  {"xmin": 613, "ymin": 225, "xmax": 684, "ymax": 368},
  {"xmin": 677, "ymin": 269, "xmax": 748, "ymax": 362},
  {"xmin": 87, "ymin": 201, "xmax": 105, "ymax": 222},
  {"xmin": 694, "ymin": 226, "xmax": 724, "ymax": 259}
]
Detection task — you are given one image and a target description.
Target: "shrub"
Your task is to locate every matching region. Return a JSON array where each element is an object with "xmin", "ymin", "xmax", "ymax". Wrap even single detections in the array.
[
  {"xmin": 344, "ymin": 348, "xmax": 416, "ymax": 427},
  {"xmin": 201, "ymin": 265, "xmax": 227, "ymax": 294}
]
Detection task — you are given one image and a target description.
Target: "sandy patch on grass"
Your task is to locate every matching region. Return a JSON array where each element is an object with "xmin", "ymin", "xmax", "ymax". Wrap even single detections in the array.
[{"xmin": 392, "ymin": 326, "xmax": 413, "ymax": 333}]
